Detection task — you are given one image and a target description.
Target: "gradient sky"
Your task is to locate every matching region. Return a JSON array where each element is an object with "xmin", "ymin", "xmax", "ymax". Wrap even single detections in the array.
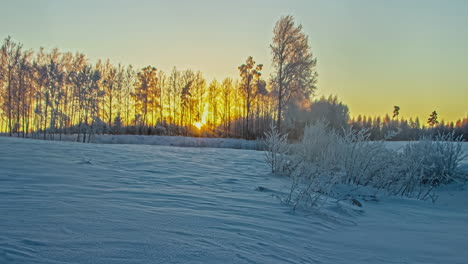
[{"xmin": 1, "ymin": 0, "xmax": 467, "ymax": 122}]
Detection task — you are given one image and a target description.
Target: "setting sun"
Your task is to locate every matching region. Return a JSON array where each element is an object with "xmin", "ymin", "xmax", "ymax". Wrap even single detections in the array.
[
  {"xmin": 194, "ymin": 122, "xmax": 203, "ymax": 129},
  {"xmin": 193, "ymin": 104, "xmax": 209, "ymax": 130}
]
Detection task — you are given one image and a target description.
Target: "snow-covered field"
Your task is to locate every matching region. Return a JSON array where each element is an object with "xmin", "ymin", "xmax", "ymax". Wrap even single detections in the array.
[
  {"xmin": 1, "ymin": 134, "xmax": 261, "ymax": 150},
  {"xmin": 1, "ymin": 137, "xmax": 467, "ymax": 264}
]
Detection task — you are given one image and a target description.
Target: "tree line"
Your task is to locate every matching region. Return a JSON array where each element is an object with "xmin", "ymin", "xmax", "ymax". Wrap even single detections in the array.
[
  {"xmin": 349, "ymin": 112, "xmax": 468, "ymax": 141},
  {"xmin": 288, "ymin": 95, "xmax": 468, "ymax": 141},
  {"xmin": 0, "ymin": 16, "xmax": 318, "ymax": 141},
  {"xmin": 1, "ymin": 15, "xmax": 466, "ymax": 141}
]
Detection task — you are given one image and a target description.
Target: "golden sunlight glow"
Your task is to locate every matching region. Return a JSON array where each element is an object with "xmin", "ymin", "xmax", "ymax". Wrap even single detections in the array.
[
  {"xmin": 194, "ymin": 122, "xmax": 203, "ymax": 129},
  {"xmin": 193, "ymin": 103, "xmax": 210, "ymax": 130}
]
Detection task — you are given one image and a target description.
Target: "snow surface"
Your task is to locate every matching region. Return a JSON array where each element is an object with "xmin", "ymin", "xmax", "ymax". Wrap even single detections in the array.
[
  {"xmin": 1, "ymin": 137, "xmax": 467, "ymax": 263},
  {"xmin": 8, "ymin": 134, "xmax": 261, "ymax": 150}
]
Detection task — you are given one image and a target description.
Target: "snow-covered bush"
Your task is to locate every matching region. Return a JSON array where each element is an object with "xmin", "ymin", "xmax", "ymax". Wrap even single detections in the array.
[
  {"xmin": 263, "ymin": 124, "xmax": 291, "ymax": 173},
  {"xmin": 340, "ymin": 128, "xmax": 396, "ymax": 187},
  {"xmin": 289, "ymin": 122, "xmax": 392, "ymax": 208},
  {"xmin": 286, "ymin": 161, "xmax": 344, "ymax": 210},
  {"xmin": 282, "ymin": 121, "xmax": 350, "ymax": 208},
  {"xmin": 401, "ymin": 132, "xmax": 465, "ymax": 185},
  {"xmin": 264, "ymin": 121, "xmax": 466, "ymax": 209},
  {"xmin": 390, "ymin": 132, "xmax": 466, "ymax": 201},
  {"xmin": 298, "ymin": 120, "xmax": 342, "ymax": 166}
]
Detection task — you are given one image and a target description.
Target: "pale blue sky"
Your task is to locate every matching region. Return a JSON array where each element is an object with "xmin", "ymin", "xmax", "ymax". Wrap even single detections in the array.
[{"xmin": 1, "ymin": 0, "xmax": 467, "ymax": 121}]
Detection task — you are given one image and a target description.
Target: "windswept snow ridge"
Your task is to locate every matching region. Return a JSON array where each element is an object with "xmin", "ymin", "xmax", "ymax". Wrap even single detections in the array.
[{"xmin": 1, "ymin": 137, "xmax": 467, "ymax": 263}]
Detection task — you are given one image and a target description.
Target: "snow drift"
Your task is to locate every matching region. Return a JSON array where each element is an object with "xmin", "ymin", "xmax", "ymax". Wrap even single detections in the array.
[{"xmin": 1, "ymin": 136, "xmax": 468, "ymax": 263}]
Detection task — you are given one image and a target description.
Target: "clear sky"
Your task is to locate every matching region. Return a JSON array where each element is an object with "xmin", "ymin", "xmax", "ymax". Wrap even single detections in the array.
[{"xmin": 1, "ymin": 0, "xmax": 467, "ymax": 122}]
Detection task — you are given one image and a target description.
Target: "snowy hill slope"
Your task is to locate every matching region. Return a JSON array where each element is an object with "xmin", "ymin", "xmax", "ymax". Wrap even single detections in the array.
[{"xmin": 1, "ymin": 137, "xmax": 467, "ymax": 263}]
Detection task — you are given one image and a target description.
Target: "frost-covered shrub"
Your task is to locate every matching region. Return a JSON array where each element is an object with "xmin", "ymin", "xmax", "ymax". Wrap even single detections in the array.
[
  {"xmin": 282, "ymin": 121, "xmax": 349, "ymax": 208},
  {"xmin": 295, "ymin": 122, "xmax": 391, "ymax": 183},
  {"xmin": 389, "ymin": 132, "xmax": 466, "ymax": 201},
  {"xmin": 264, "ymin": 120, "xmax": 466, "ymax": 208},
  {"xmin": 263, "ymin": 124, "xmax": 291, "ymax": 173},
  {"xmin": 286, "ymin": 161, "xmax": 344, "ymax": 210},
  {"xmin": 401, "ymin": 132, "xmax": 465, "ymax": 185},
  {"xmin": 340, "ymin": 128, "xmax": 395, "ymax": 187},
  {"xmin": 299, "ymin": 120, "xmax": 342, "ymax": 166}
]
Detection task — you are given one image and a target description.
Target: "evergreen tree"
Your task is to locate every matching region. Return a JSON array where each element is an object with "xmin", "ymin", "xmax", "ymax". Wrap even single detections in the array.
[
  {"xmin": 392, "ymin": 106, "xmax": 400, "ymax": 119},
  {"xmin": 427, "ymin": 111, "xmax": 439, "ymax": 127}
]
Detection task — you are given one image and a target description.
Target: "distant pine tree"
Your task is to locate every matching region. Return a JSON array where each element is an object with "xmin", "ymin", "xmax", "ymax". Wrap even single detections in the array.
[
  {"xmin": 393, "ymin": 106, "xmax": 400, "ymax": 119},
  {"xmin": 427, "ymin": 111, "xmax": 439, "ymax": 127}
]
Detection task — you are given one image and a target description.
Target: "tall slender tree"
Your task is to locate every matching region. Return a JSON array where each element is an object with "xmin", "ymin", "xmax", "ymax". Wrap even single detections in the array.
[
  {"xmin": 270, "ymin": 15, "xmax": 318, "ymax": 132},
  {"xmin": 1, "ymin": 36, "xmax": 23, "ymax": 136},
  {"xmin": 238, "ymin": 56, "xmax": 265, "ymax": 138},
  {"xmin": 133, "ymin": 66, "xmax": 159, "ymax": 129},
  {"xmin": 220, "ymin": 78, "xmax": 233, "ymax": 136}
]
